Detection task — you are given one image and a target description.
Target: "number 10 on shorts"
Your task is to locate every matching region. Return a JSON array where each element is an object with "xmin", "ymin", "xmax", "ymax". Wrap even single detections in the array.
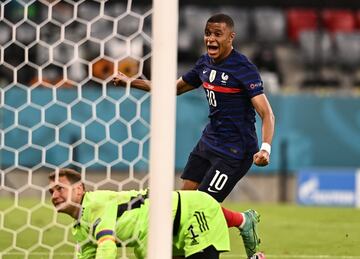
[{"xmin": 208, "ymin": 170, "xmax": 228, "ymax": 193}]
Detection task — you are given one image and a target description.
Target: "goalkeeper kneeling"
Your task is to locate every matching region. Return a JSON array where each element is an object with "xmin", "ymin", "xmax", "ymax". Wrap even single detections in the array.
[{"xmin": 48, "ymin": 168, "xmax": 230, "ymax": 259}]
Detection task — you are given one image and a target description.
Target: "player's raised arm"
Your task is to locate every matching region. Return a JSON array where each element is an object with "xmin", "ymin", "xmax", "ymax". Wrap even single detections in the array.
[
  {"xmin": 251, "ymin": 93, "xmax": 275, "ymax": 167},
  {"xmin": 176, "ymin": 77, "xmax": 196, "ymax": 95},
  {"xmin": 112, "ymin": 72, "xmax": 151, "ymax": 92},
  {"xmin": 113, "ymin": 72, "xmax": 195, "ymax": 96}
]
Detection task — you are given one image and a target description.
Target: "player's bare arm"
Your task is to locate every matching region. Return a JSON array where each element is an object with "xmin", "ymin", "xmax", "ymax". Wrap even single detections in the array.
[
  {"xmin": 112, "ymin": 71, "xmax": 151, "ymax": 92},
  {"xmin": 251, "ymin": 94, "xmax": 275, "ymax": 167},
  {"xmin": 176, "ymin": 77, "xmax": 196, "ymax": 95},
  {"xmin": 113, "ymin": 73, "xmax": 195, "ymax": 96}
]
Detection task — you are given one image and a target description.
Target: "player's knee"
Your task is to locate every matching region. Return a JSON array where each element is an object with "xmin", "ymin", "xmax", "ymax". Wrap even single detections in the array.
[
  {"xmin": 186, "ymin": 245, "xmax": 219, "ymax": 259},
  {"xmin": 181, "ymin": 179, "xmax": 199, "ymax": 190}
]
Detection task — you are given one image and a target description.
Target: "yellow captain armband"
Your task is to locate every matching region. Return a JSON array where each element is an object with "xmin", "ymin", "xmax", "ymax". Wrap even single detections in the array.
[
  {"xmin": 96, "ymin": 229, "xmax": 116, "ymax": 245},
  {"xmin": 97, "ymin": 236, "xmax": 116, "ymax": 245}
]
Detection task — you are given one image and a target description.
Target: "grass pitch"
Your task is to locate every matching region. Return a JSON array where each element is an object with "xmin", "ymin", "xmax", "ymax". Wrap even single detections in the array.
[
  {"xmin": 1, "ymin": 200, "xmax": 360, "ymax": 259},
  {"xmin": 226, "ymin": 202, "xmax": 360, "ymax": 259}
]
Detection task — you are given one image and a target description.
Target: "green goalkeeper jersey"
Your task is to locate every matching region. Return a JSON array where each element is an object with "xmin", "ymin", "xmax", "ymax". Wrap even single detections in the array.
[
  {"xmin": 72, "ymin": 189, "xmax": 154, "ymax": 259},
  {"xmin": 72, "ymin": 190, "xmax": 229, "ymax": 259}
]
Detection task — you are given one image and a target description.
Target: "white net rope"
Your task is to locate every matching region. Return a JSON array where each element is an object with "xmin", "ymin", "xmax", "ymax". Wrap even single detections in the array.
[{"xmin": 0, "ymin": 0, "xmax": 152, "ymax": 257}]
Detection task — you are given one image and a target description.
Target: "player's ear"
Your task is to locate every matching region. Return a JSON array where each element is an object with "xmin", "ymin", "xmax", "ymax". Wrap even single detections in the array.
[
  {"xmin": 229, "ymin": 31, "xmax": 235, "ymax": 42},
  {"xmin": 81, "ymin": 182, "xmax": 85, "ymax": 192},
  {"xmin": 74, "ymin": 181, "xmax": 85, "ymax": 197}
]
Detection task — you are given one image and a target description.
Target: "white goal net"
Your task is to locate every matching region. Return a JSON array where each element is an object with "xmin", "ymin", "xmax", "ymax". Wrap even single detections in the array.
[{"xmin": 0, "ymin": 0, "xmax": 177, "ymax": 258}]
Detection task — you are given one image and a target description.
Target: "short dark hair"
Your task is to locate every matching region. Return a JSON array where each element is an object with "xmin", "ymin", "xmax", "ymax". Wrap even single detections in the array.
[
  {"xmin": 49, "ymin": 168, "xmax": 82, "ymax": 185},
  {"xmin": 207, "ymin": 13, "xmax": 234, "ymax": 30}
]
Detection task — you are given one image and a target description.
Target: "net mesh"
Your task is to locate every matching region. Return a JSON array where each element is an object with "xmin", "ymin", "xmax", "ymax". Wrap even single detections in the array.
[{"xmin": 0, "ymin": 0, "xmax": 152, "ymax": 257}]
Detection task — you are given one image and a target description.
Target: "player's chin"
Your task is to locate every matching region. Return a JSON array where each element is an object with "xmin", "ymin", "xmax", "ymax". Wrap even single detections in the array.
[
  {"xmin": 54, "ymin": 203, "xmax": 67, "ymax": 212},
  {"xmin": 207, "ymin": 52, "xmax": 218, "ymax": 59}
]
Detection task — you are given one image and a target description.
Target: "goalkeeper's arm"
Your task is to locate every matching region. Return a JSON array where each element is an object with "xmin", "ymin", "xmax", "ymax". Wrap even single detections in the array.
[
  {"xmin": 95, "ymin": 237, "xmax": 117, "ymax": 259},
  {"xmin": 90, "ymin": 201, "xmax": 118, "ymax": 259},
  {"xmin": 75, "ymin": 241, "xmax": 116, "ymax": 259}
]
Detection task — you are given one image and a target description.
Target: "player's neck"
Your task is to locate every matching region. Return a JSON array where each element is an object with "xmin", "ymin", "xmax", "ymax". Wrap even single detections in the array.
[
  {"xmin": 70, "ymin": 193, "xmax": 85, "ymax": 219},
  {"xmin": 68, "ymin": 205, "xmax": 81, "ymax": 219}
]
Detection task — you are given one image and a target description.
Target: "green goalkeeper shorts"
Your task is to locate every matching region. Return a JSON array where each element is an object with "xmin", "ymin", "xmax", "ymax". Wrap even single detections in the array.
[
  {"xmin": 133, "ymin": 190, "xmax": 230, "ymax": 259},
  {"xmin": 172, "ymin": 190, "xmax": 230, "ymax": 257}
]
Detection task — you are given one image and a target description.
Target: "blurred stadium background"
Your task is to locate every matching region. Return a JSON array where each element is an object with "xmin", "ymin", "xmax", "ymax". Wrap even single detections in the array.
[{"xmin": 1, "ymin": 0, "xmax": 360, "ymax": 258}]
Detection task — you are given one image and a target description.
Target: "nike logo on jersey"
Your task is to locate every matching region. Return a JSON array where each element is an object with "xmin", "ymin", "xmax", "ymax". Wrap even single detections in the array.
[
  {"xmin": 203, "ymin": 70, "xmax": 207, "ymax": 74},
  {"xmin": 207, "ymin": 187, "xmax": 219, "ymax": 193}
]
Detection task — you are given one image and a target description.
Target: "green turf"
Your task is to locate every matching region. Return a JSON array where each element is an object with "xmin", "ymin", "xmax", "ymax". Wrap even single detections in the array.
[
  {"xmin": 1, "ymin": 200, "xmax": 360, "ymax": 259},
  {"xmin": 225, "ymin": 202, "xmax": 360, "ymax": 259}
]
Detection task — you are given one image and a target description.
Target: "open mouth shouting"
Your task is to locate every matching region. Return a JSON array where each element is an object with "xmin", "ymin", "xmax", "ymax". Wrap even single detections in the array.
[{"xmin": 207, "ymin": 44, "xmax": 219, "ymax": 57}]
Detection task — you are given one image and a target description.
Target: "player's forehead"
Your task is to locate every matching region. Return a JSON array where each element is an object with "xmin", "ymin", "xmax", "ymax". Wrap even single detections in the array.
[
  {"xmin": 49, "ymin": 176, "xmax": 72, "ymax": 189},
  {"xmin": 205, "ymin": 22, "xmax": 230, "ymax": 32}
]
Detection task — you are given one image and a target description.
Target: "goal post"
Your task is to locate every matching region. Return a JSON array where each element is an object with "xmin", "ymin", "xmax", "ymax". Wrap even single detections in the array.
[
  {"xmin": 0, "ymin": 0, "xmax": 178, "ymax": 258},
  {"xmin": 148, "ymin": 1, "xmax": 178, "ymax": 258}
]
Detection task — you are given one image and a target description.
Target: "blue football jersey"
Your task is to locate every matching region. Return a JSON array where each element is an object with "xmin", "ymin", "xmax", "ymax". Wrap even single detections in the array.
[{"xmin": 182, "ymin": 49, "xmax": 264, "ymax": 159}]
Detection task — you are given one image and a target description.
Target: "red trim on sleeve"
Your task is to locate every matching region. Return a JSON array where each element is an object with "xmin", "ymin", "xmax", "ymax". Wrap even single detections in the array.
[{"xmin": 203, "ymin": 82, "xmax": 243, "ymax": 93}]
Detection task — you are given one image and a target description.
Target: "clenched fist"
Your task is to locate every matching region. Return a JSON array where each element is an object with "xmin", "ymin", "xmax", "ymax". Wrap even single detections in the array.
[{"xmin": 253, "ymin": 150, "xmax": 270, "ymax": 167}]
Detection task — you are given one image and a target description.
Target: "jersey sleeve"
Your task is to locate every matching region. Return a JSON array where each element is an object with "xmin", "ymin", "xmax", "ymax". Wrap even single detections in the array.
[
  {"xmin": 236, "ymin": 64, "xmax": 264, "ymax": 98},
  {"xmin": 77, "ymin": 244, "xmax": 97, "ymax": 259},
  {"xmin": 88, "ymin": 201, "xmax": 118, "ymax": 259},
  {"xmin": 181, "ymin": 56, "xmax": 204, "ymax": 88}
]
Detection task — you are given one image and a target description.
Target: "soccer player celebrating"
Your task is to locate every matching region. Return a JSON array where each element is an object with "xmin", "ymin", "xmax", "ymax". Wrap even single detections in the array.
[
  {"xmin": 113, "ymin": 13, "xmax": 274, "ymax": 259},
  {"xmin": 48, "ymin": 168, "xmax": 230, "ymax": 259}
]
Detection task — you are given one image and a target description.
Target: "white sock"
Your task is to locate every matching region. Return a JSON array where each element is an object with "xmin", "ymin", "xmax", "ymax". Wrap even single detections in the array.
[{"xmin": 239, "ymin": 213, "xmax": 246, "ymax": 229}]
